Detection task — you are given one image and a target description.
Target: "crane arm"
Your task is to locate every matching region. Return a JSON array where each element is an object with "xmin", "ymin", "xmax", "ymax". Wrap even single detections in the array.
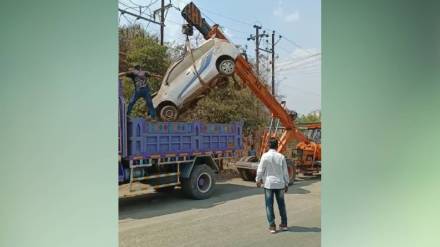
[{"xmin": 181, "ymin": 2, "xmax": 309, "ymax": 153}]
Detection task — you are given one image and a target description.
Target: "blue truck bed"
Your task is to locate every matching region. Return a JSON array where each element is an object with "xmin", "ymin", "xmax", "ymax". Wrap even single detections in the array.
[
  {"xmin": 126, "ymin": 119, "xmax": 243, "ymax": 159},
  {"xmin": 118, "ymin": 80, "xmax": 243, "ymax": 161}
]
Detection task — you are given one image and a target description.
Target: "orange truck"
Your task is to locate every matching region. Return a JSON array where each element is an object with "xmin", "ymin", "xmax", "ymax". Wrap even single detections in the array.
[
  {"xmin": 180, "ymin": 2, "xmax": 321, "ymax": 183},
  {"xmin": 293, "ymin": 122, "xmax": 321, "ymax": 175}
]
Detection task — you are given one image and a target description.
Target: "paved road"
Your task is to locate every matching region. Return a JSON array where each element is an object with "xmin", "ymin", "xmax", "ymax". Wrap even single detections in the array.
[{"xmin": 119, "ymin": 176, "xmax": 320, "ymax": 247}]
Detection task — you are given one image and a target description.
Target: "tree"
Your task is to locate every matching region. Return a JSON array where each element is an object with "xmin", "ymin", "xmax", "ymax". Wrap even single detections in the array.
[
  {"xmin": 178, "ymin": 77, "xmax": 269, "ymax": 133},
  {"xmin": 119, "ymin": 24, "xmax": 270, "ymax": 137},
  {"xmin": 296, "ymin": 111, "xmax": 321, "ymax": 124},
  {"xmin": 119, "ymin": 25, "xmax": 171, "ymax": 117}
]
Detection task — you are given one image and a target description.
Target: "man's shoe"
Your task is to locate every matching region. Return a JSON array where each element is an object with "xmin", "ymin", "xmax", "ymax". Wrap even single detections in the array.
[
  {"xmin": 269, "ymin": 225, "xmax": 277, "ymax": 234},
  {"xmin": 279, "ymin": 224, "xmax": 288, "ymax": 231}
]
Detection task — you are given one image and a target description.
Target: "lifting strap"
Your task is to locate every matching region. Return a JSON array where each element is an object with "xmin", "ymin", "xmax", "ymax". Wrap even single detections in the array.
[{"xmin": 185, "ymin": 35, "xmax": 210, "ymax": 88}]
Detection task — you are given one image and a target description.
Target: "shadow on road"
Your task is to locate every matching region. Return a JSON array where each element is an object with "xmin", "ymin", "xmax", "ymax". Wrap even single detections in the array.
[
  {"xmin": 287, "ymin": 226, "xmax": 321, "ymax": 233},
  {"xmin": 119, "ymin": 176, "xmax": 320, "ymax": 221}
]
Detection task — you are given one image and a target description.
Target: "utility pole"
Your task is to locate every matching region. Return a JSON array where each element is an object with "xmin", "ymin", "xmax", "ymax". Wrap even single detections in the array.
[
  {"xmin": 160, "ymin": 0, "xmax": 165, "ymax": 45},
  {"xmin": 153, "ymin": 0, "xmax": 173, "ymax": 45},
  {"xmin": 255, "ymin": 25, "xmax": 261, "ymax": 76},
  {"xmin": 247, "ymin": 25, "xmax": 268, "ymax": 76},
  {"xmin": 271, "ymin": 31, "xmax": 275, "ymax": 95},
  {"xmin": 253, "ymin": 30, "xmax": 282, "ymax": 96}
]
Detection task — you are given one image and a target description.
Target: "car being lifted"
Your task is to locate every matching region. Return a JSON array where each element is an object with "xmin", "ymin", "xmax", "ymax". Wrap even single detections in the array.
[{"xmin": 153, "ymin": 37, "xmax": 241, "ymax": 121}]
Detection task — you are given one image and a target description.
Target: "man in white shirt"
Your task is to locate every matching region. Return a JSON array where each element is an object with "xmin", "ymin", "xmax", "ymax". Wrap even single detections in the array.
[{"xmin": 256, "ymin": 138, "xmax": 289, "ymax": 233}]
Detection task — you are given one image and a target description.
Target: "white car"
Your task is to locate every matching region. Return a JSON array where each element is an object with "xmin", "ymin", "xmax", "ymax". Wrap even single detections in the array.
[{"xmin": 153, "ymin": 38, "xmax": 241, "ymax": 121}]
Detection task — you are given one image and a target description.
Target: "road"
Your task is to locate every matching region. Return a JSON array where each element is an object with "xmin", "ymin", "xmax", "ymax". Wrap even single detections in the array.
[{"xmin": 119, "ymin": 176, "xmax": 321, "ymax": 247}]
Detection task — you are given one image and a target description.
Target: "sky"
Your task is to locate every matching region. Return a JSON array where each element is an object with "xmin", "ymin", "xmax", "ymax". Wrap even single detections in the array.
[{"xmin": 119, "ymin": 0, "xmax": 321, "ymax": 115}]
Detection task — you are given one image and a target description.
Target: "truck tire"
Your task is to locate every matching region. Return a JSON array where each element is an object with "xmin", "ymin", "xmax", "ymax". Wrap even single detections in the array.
[
  {"xmin": 182, "ymin": 164, "xmax": 216, "ymax": 200},
  {"xmin": 238, "ymin": 169, "xmax": 256, "ymax": 182},
  {"xmin": 238, "ymin": 168, "xmax": 251, "ymax": 181},
  {"xmin": 287, "ymin": 163, "xmax": 297, "ymax": 186}
]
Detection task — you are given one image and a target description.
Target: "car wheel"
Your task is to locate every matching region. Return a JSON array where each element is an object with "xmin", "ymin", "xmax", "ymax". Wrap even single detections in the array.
[
  {"xmin": 217, "ymin": 58, "xmax": 235, "ymax": 76},
  {"xmin": 159, "ymin": 104, "xmax": 178, "ymax": 121}
]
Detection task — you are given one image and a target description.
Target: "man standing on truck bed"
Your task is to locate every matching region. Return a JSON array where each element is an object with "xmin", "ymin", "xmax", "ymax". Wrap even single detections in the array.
[
  {"xmin": 256, "ymin": 138, "xmax": 289, "ymax": 233},
  {"xmin": 119, "ymin": 64, "xmax": 161, "ymax": 118}
]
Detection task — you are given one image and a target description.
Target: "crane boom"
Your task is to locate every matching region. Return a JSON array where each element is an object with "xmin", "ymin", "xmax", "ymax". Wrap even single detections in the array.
[{"xmin": 181, "ymin": 2, "xmax": 309, "ymax": 154}]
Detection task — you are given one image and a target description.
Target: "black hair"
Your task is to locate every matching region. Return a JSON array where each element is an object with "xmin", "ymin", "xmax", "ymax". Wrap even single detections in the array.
[{"xmin": 269, "ymin": 138, "xmax": 278, "ymax": 149}]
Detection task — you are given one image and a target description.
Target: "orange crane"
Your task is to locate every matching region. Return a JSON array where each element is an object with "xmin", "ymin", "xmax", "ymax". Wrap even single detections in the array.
[
  {"xmin": 181, "ymin": 2, "xmax": 320, "ymax": 183},
  {"xmin": 294, "ymin": 122, "xmax": 321, "ymax": 175}
]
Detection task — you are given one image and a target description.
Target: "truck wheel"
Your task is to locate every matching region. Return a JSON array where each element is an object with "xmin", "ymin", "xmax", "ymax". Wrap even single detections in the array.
[
  {"xmin": 154, "ymin": 186, "xmax": 175, "ymax": 193},
  {"xmin": 182, "ymin": 164, "xmax": 216, "ymax": 200},
  {"xmin": 287, "ymin": 163, "xmax": 297, "ymax": 186},
  {"xmin": 238, "ymin": 168, "xmax": 251, "ymax": 181},
  {"xmin": 238, "ymin": 169, "xmax": 255, "ymax": 181}
]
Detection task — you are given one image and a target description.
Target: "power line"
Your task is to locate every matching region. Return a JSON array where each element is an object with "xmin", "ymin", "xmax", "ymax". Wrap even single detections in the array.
[
  {"xmin": 118, "ymin": 8, "xmax": 163, "ymax": 26},
  {"xmin": 198, "ymin": 7, "xmax": 254, "ymax": 26},
  {"xmin": 190, "ymin": 7, "xmax": 314, "ymax": 55},
  {"xmin": 120, "ymin": 12, "xmax": 134, "ymax": 25},
  {"xmin": 277, "ymin": 53, "xmax": 321, "ymax": 67},
  {"xmin": 280, "ymin": 84, "xmax": 321, "ymax": 97},
  {"xmin": 126, "ymin": 0, "xmax": 159, "ymax": 8}
]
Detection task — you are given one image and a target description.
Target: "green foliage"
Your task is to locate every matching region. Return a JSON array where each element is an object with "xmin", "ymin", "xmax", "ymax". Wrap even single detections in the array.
[
  {"xmin": 296, "ymin": 112, "xmax": 321, "ymax": 124},
  {"xmin": 119, "ymin": 24, "xmax": 269, "ymax": 133},
  {"xmin": 119, "ymin": 25, "xmax": 171, "ymax": 117},
  {"xmin": 179, "ymin": 78, "xmax": 269, "ymax": 133}
]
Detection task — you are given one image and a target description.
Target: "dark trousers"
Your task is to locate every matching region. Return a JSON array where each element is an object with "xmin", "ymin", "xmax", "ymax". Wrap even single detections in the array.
[
  {"xmin": 127, "ymin": 86, "xmax": 156, "ymax": 118},
  {"xmin": 264, "ymin": 188, "xmax": 287, "ymax": 226}
]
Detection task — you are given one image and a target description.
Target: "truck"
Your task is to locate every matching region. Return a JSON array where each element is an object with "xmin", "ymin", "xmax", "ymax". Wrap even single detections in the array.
[
  {"xmin": 118, "ymin": 80, "xmax": 243, "ymax": 200},
  {"xmin": 293, "ymin": 122, "xmax": 321, "ymax": 175},
  {"xmin": 180, "ymin": 2, "xmax": 321, "ymax": 183},
  {"xmin": 118, "ymin": 1, "xmax": 320, "ymax": 200}
]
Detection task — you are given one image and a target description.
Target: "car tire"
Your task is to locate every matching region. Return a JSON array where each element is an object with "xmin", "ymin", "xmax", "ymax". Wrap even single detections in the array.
[
  {"xmin": 158, "ymin": 104, "xmax": 178, "ymax": 121},
  {"xmin": 216, "ymin": 57, "xmax": 235, "ymax": 76},
  {"xmin": 182, "ymin": 164, "xmax": 216, "ymax": 200}
]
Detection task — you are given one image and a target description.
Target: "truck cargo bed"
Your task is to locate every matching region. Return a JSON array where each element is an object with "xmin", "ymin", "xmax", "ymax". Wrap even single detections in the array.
[{"xmin": 125, "ymin": 119, "xmax": 243, "ymax": 159}]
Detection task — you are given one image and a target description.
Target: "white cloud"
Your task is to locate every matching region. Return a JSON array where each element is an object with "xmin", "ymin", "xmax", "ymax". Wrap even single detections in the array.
[
  {"xmin": 273, "ymin": 1, "xmax": 300, "ymax": 23},
  {"xmin": 284, "ymin": 11, "xmax": 300, "ymax": 22},
  {"xmin": 273, "ymin": 8, "xmax": 283, "ymax": 17},
  {"xmin": 222, "ymin": 28, "xmax": 234, "ymax": 38}
]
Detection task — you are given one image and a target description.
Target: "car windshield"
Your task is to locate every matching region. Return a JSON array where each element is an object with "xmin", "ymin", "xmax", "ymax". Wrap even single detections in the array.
[{"xmin": 164, "ymin": 39, "xmax": 215, "ymax": 85}]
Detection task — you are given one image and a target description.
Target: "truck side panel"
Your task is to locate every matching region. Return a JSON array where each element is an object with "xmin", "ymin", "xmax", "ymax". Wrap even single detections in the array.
[{"xmin": 127, "ymin": 119, "xmax": 243, "ymax": 159}]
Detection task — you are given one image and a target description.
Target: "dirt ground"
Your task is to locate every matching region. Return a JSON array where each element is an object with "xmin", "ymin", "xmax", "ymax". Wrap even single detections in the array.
[{"xmin": 119, "ymin": 171, "xmax": 320, "ymax": 247}]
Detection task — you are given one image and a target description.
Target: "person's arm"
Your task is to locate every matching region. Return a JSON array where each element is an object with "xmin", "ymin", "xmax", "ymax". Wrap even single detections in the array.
[
  {"xmin": 255, "ymin": 155, "xmax": 266, "ymax": 187},
  {"xmin": 119, "ymin": 71, "xmax": 134, "ymax": 78},
  {"xmin": 282, "ymin": 156, "xmax": 289, "ymax": 191},
  {"xmin": 147, "ymin": 71, "xmax": 163, "ymax": 79},
  {"xmin": 118, "ymin": 72, "xmax": 128, "ymax": 77}
]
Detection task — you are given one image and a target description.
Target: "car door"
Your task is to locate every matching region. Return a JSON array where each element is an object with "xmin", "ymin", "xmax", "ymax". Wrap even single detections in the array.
[{"xmin": 177, "ymin": 40, "xmax": 216, "ymax": 104}]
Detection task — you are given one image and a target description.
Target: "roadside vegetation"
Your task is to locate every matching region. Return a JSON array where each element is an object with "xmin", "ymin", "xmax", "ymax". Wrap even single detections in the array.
[{"xmin": 119, "ymin": 25, "xmax": 268, "ymax": 135}]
